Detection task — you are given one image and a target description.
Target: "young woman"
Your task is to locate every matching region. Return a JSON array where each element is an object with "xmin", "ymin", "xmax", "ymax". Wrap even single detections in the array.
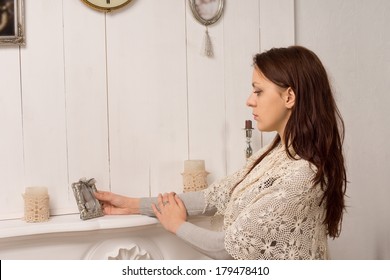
[{"xmin": 94, "ymin": 46, "xmax": 347, "ymax": 260}]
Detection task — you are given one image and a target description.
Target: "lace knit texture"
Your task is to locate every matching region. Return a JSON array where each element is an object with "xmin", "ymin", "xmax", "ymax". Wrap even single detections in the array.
[
  {"xmin": 23, "ymin": 194, "xmax": 50, "ymax": 222},
  {"xmin": 204, "ymin": 143, "xmax": 328, "ymax": 260}
]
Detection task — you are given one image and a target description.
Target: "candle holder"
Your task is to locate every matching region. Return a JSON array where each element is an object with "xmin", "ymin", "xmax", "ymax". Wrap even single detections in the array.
[
  {"xmin": 181, "ymin": 160, "xmax": 209, "ymax": 192},
  {"xmin": 244, "ymin": 120, "xmax": 254, "ymax": 159},
  {"xmin": 23, "ymin": 187, "xmax": 50, "ymax": 223}
]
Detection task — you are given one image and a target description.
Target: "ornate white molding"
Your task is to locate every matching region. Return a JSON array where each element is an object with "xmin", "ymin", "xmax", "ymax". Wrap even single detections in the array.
[
  {"xmin": 108, "ymin": 246, "xmax": 152, "ymax": 260},
  {"xmin": 83, "ymin": 238, "xmax": 163, "ymax": 260}
]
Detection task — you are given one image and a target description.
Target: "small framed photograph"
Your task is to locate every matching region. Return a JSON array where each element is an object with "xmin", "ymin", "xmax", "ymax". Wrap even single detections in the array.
[
  {"xmin": 0, "ymin": 0, "xmax": 25, "ymax": 45},
  {"xmin": 189, "ymin": 0, "xmax": 224, "ymax": 26},
  {"xmin": 72, "ymin": 178, "xmax": 104, "ymax": 220}
]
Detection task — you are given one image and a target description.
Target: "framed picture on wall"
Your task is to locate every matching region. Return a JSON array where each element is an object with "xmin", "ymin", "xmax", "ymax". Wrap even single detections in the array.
[
  {"xmin": 188, "ymin": 0, "xmax": 224, "ymax": 57},
  {"xmin": 189, "ymin": 0, "xmax": 224, "ymax": 26},
  {"xmin": 0, "ymin": 0, "xmax": 25, "ymax": 45}
]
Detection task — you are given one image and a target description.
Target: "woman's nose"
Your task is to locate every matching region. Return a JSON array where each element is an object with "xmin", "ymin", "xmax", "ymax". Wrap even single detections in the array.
[{"xmin": 246, "ymin": 93, "xmax": 255, "ymax": 107}]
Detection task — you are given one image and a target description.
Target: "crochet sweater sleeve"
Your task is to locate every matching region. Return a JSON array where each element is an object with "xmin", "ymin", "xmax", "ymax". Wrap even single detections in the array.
[
  {"xmin": 139, "ymin": 192, "xmax": 232, "ymax": 259},
  {"xmin": 139, "ymin": 191, "xmax": 216, "ymax": 216}
]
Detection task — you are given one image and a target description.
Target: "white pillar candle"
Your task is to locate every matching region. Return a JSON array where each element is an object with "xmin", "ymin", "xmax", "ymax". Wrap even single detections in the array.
[
  {"xmin": 25, "ymin": 186, "xmax": 48, "ymax": 196},
  {"xmin": 184, "ymin": 160, "xmax": 205, "ymax": 173},
  {"xmin": 182, "ymin": 160, "xmax": 209, "ymax": 192}
]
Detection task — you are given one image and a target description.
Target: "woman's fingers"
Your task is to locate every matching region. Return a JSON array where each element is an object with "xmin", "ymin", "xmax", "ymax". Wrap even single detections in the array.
[
  {"xmin": 151, "ymin": 203, "xmax": 161, "ymax": 218},
  {"xmin": 157, "ymin": 193, "xmax": 164, "ymax": 209},
  {"xmin": 94, "ymin": 191, "xmax": 112, "ymax": 202},
  {"xmin": 162, "ymin": 192, "xmax": 171, "ymax": 206},
  {"xmin": 94, "ymin": 191, "xmax": 116, "ymax": 214},
  {"xmin": 94, "ymin": 191, "xmax": 133, "ymax": 215},
  {"xmin": 174, "ymin": 194, "xmax": 185, "ymax": 209}
]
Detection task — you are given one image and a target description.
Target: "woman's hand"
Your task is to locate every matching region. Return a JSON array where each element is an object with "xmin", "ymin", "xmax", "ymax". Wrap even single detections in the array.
[
  {"xmin": 151, "ymin": 192, "xmax": 187, "ymax": 234},
  {"xmin": 94, "ymin": 191, "xmax": 140, "ymax": 215}
]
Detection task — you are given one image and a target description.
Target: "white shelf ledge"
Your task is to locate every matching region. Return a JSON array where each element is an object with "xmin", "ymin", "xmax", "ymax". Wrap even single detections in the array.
[{"xmin": 0, "ymin": 214, "xmax": 159, "ymax": 239}]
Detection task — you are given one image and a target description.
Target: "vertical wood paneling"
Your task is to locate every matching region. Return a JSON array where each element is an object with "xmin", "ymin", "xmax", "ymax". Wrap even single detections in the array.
[
  {"xmin": 146, "ymin": 1, "xmax": 188, "ymax": 196},
  {"xmin": 106, "ymin": 0, "xmax": 188, "ymax": 197},
  {"xmin": 0, "ymin": 48, "xmax": 24, "ymax": 219},
  {"xmin": 224, "ymin": 0, "xmax": 262, "ymax": 174},
  {"xmin": 259, "ymin": 0, "xmax": 295, "ymax": 51},
  {"xmin": 186, "ymin": 2, "xmax": 226, "ymax": 183},
  {"xmin": 20, "ymin": 0, "xmax": 69, "ymax": 214},
  {"xmin": 63, "ymin": 0, "xmax": 109, "ymax": 212}
]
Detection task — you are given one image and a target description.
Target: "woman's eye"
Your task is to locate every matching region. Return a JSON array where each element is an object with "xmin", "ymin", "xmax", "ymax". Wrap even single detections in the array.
[{"xmin": 254, "ymin": 90, "xmax": 262, "ymax": 96}]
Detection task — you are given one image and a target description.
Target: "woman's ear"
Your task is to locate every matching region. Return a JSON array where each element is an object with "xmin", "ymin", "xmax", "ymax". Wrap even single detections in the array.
[{"xmin": 285, "ymin": 88, "xmax": 296, "ymax": 109}]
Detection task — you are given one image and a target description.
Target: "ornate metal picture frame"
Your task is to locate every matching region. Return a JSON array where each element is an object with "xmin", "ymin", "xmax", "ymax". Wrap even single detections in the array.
[
  {"xmin": 189, "ymin": 0, "xmax": 224, "ymax": 26},
  {"xmin": 188, "ymin": 0, "xmax": 225, "ymax": 57},
  {"xmin": 72, "ymin": 178, "xmax": 104, "ymax": 220},
  {"xmin": 0, "ymin": 0, "xmax": 25, "ymax": 45}
]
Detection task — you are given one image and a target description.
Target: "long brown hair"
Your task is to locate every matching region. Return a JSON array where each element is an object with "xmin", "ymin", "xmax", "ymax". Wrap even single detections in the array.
[{"xmin": 252, "ymin": 46, "xmax": 347, "ymax": 238}]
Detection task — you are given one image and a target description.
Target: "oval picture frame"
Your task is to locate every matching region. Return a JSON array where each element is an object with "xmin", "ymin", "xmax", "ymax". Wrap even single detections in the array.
[{"xmin": 189, "ymin": 0, "xmax": 224, "ymax": 26}]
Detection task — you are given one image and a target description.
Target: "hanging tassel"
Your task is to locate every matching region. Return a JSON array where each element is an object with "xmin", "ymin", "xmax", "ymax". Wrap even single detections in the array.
[{"xmin": 203, "ymin": 26, "xmax": 214, "ymax": 57}]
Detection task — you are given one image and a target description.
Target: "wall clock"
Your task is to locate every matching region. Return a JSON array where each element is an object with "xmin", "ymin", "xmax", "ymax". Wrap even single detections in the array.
[{"xmin": 81, "ymin": 0, "xmax": 133, "ymax": 12}]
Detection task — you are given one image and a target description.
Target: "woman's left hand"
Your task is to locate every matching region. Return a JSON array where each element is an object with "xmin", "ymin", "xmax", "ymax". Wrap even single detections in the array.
[{"xmin": 151, "ymin": 192, "xmax": 187, "ymax": 234}]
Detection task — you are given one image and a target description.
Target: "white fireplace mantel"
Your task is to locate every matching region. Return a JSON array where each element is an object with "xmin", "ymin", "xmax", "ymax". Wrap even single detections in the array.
[{"xmin": 0, "ymin": 214, "xmax": 211, "ymax": 260}]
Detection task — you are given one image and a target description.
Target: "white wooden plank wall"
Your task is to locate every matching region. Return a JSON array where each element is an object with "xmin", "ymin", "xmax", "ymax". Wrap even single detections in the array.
[
  {"xmin": 0, "ymin": 47, "xmax": 24, "ymax": 219},
  {"xmin": 106, "ymin": 0, "xmax": 188, "ymax": 197},
  {"xmin": 63, "ymin": 0, "xmax": 109, "ymax": 214},
  {"xmin": 20, "ymin": 1, "xmax": 69, "ymax": 215},
  {"xmin": 186, "ymin": 2, "xmax": 227, "ymax": 184},
  {"xmin": 0, "ymin": 0, "xmax": 294, "ymax": 220}
]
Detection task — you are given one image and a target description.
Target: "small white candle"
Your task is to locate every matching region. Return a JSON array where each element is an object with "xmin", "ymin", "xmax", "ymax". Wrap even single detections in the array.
[
  {"xmin": 25, "ymin": 186, "xmax": 48, "ymax": 196},
  {"xmin": 23, "ymin": 186, "xmax": 50, "ymax": 222},
  {"xmin": 182, "ymin": 160, "xmax": 209, "ymax": 193},
  {"xmin": 184, "ymin": 160, "xmax": 205, "ymax": 173}
]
